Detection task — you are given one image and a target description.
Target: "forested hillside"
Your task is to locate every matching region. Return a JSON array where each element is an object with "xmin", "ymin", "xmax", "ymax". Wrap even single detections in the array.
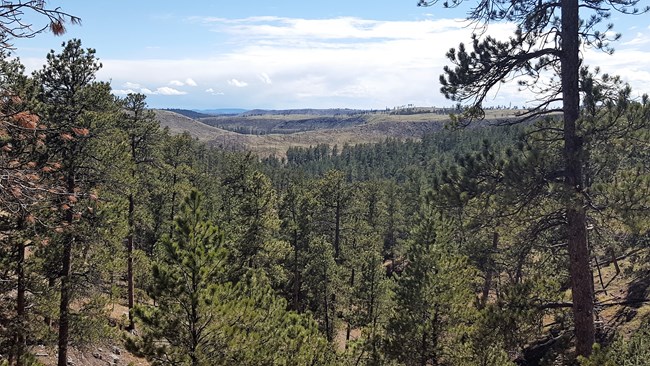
[{"xmin": 2, "ymin": 1, "xmax": 650, "ymax": 366}]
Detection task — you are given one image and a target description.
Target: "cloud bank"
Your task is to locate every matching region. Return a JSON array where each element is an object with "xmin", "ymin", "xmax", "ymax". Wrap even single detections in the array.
[{"xmin": 94, "ymin": 16, "xmax": 650, "ymax": 109}]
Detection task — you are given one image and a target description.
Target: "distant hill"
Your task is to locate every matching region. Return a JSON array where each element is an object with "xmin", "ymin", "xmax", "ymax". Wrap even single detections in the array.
[
  {"xmin": 195, "ymin": 108, "xmax": 249, "ymax": 115},
  {"xmin": 162, "ymin": 109, "xmax": 215, "ymax": 119},
  {"xmin": 161, "ymin": 108, "xmax": 250, "ymax": 118},
  {"xmin": 153, "ymin": 110, "xmax": 249, "ymax": 151},
  {"xmin": 243, "ymin": 108, "xmax": 365, "ymax": 116},
  {"xmin": 152, "ymin": 108, "xmax": 528, "ymax": 157}
]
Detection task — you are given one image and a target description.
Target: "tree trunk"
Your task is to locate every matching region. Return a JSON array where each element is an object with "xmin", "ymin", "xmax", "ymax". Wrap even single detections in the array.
[
  {"xmin": 334, "ymin": 201, "xmax": 341, "ymax": 260},
  {"xmin": 15, "ymin": 217, "xmax": 26, "ymax": 366},
  {"xmin": 480, "ymin": 231, "xmax": 499, "ymax": 308},
  {"xmin": 420, "ymin": 326, "xmax": 430, "ymax": 366},
  {"xmin": 190, "ymin": 282, "xmax": 199, "ymax": 366},
  {"xmin": 345, "ymin": 268, "xmax": 355, "ymax": 349},
  {"xmin": 561, "ymin": 0, "xmax": 595, "ymax": 357},
  {"xmin": 57, "ymin": 233, "xmax": 73, "ymax": 366},
  {"xmin": 126, "ymin": 193, "xmax": 135, "ymax": 331},
  {"xmin": 169, "ymin": 172, "xmax": 177, "ymax": 239},
  {"xmin": 324, "ymin": 268, "xmax": 332, "ymax": 342},
  {"xmin": 291, "ymin": 230, "xmax": 301, "ymax": 311},
  {"xmin": 58, "ymin": 177, "xmax": 75, "ymax": 366}
]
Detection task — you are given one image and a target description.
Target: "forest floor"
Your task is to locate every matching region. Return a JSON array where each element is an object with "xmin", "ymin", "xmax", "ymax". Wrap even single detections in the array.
[
  {"xmin": 594, "ymin": 255, "xmax": 650, "ymax": 339},
  {"xmin": 34, "ymin": 304, "xmax": 150, "ymax": 366}
]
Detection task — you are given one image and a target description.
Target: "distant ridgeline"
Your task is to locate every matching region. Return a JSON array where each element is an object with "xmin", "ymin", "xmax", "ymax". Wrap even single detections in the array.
[
  {"xmin": 162, "ymin": 108, "xmax": 216, "ymax": 119},
  {"xmin": 162, "ymin": 108, "xmax": 250, "ymax": 118}
]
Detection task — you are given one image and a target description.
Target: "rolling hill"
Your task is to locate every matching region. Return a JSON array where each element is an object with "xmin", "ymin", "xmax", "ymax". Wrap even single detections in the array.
[{"xmin": 153, "ymin": 108, "xmax": 525, "ymax": 157}]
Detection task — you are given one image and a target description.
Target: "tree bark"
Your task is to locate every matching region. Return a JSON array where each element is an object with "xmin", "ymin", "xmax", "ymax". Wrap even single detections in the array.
[
  {"xmin": 334, "ymin": 200, "xmax": 341, "ymax": 260},
  {"xmin": 57, "ymin": 176, "xmax": 75, "ymax": 366},
  {"xmin": 169, "ymin": 172, "xmax": 177, "ymax": 239},
  {"xmin": 345, "ymin": 268, "xmax": 355, "ymax": 349},
  {"xmin": 292, "ymin": 230, "xmax": 300, "ymax": 311},
  {"xmin": 15, "ymin": 217, "xmax": 26, "ymax": 366},
  {"xmin": 561, "ymin": 0, "xmax": 595, "ymax": 357},
  {"xmin": 57, "ymin": 232, "xmax": 73, "ymax": 366},
  {"xmin": 126, "ymin": 192, "xmax": 135, "ymax": 331},
  {"xmin": 480, "ymin": 231, "xmax": 499, "ymax": 308},
  {"xmin": 324, "ymin": 268, "xmax": 332, "ymax": 342}
]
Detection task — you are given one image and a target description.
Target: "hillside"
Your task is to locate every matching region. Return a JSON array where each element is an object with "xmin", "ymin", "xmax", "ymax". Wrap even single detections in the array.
[
  {"xmin": 153, "ymin": 110, "xmax": 250, "ymax": 150},
  {"xmin": 154, "ymin": 108, "xmax": 524, "ymax": 157}
]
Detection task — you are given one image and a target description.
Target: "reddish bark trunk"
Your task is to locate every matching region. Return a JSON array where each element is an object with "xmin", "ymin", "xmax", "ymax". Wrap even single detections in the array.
[
  {"xmin": 561, "ymin": 0, "xmax": 595, "ymax": 357},
  {"xmin": 127, "ymin": 193, "xmax": 135, "ymax": 331}
]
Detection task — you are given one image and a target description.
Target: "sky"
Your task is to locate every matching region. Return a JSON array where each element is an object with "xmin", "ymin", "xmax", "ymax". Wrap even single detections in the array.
[{"xmin": 10, "ymin": 0, "xmax": 650, "ymax": 110}]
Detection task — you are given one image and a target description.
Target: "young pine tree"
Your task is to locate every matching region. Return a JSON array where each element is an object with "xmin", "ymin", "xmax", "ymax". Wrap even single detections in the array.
[{"xmin": 129, "ymin": 190, "xmax": 227, "ymax": 366}]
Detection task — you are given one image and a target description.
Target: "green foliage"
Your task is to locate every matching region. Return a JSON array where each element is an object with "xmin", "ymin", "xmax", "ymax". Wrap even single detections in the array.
[
  {"xmin": 218, "ymin": 154, "xmax": 289, "ymax": 285},
  {"xmin": 302, "ymin": 236, "xmax": 340, "ymax": 342},
  {"xmin": 385, "ymin": 207, "xmax": 480, "ymax": 365},
  {"xmin": 2, "ymin": 25, "xmax": 650, "ymax": 366},
  {"xmin": 131, "ymin": 190, "xmax": 331, "ymax": 365},
  {"xmin": 130, "ymin": 190, "xmax": 227, "ymax": 366},
  {"xmin": 580, "ymin": 324, "xmax": 650, "ymax": 366},
  {"xmin": 210, "ymin": 271, "xmax": 332, "ymax": 366}
]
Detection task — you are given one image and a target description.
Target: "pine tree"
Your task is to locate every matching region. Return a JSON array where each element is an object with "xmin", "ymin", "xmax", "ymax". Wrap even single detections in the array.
[
  {"xmin": 159, "ymin": 132, "xmax": 199, "ymax": 240},
  {"xmin": 34, "ymin": 39, "xmax": 119, "ymax": 366},
  {"xmin": 0, "ymin": 52, "xmax": 47, "ymax": 366},
  {"xmin": 303, "ymin": 236, "xmax": 340, "ymax": 343},
  {"xmin": 279, "ymin": 182, "xmax": 316, "ymax": 311},
  {"xmin": 417, "ymin": 0, "xmax": 649, "ymax": 356},
  {"xmin": 211, "ymin": 271, "xmax": 332, "ymax": 366},
  {"xmin": 130, "ymin": 190, "xmax": 227, "ymax": 366},
  {"xmin": 117, "ymin": 92, "xmax": 162, "ymax": 330},
  {"xmin": 218, "ymin": 154, "xmax": 288, "ymax": 285},
  {"xmin": 385, "ymin": 206, "xmax": 478, "ymax": 366},
  {"xmin": 131, "ymin": 190, "xmax": 331, "ymax": 366}
]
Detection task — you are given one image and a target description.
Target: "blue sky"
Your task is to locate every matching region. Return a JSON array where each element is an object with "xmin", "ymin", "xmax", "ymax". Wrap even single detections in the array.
[{"xmin": 11, "ymin": 0, "xmax": 650, "ymax": 110}]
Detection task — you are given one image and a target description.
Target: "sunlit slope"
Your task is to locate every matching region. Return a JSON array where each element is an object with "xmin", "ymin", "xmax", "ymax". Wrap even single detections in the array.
[{"xmin": 154, "ymin": 109, "xmax": 524, "ymax": 157}]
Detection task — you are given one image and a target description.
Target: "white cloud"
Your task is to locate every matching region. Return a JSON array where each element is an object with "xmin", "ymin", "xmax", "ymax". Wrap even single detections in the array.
[
  {"xmin": 623, "ymin": 32, "xmax": 650, "ymax": 46},
  {"xmin": 199, "ymin": 16, "xmax": 468, "ymax": 42},
  {"xmin": 169, "ymin": 78, "xmax": 197, "ymax": 87},
  {"xmin": 228, "ymin": 78, "xmax": 249, "ymax": 87},
  {"xmin": 130, "ymin": 86, "xmax": 188, "ymax": 95},
  {"xmin": 112, "ymin": 89, "xmax": 137, "ymax": 95},
  {"xmin": 123, "ymin": 81, "xmax": 141, "ymax": 89},
  {"xmin": 258, "ymin": 72, "xmax": 272, "ymax": 84},
  {"xmin": 89, "ymin": 16, "xmax": 650, "ymax": 109},
  {"xmin": 205, "ymin": 87, "xmax": 225, "ymax": 95},
  {"xmin": 154, "ymin": 86, "xmax": 187, "ymax": 95}
]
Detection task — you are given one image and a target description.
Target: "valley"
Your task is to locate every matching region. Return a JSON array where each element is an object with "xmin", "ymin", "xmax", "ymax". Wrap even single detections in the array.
[{"xmin": 155, "ymin": 107, "xmax": 524, "ymax": 157}]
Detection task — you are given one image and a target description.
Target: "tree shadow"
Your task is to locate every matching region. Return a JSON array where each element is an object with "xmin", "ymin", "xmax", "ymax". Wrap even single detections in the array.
[{"xmin": 607, "ymin": 272, "xmax": 650, "ymax": 335}]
